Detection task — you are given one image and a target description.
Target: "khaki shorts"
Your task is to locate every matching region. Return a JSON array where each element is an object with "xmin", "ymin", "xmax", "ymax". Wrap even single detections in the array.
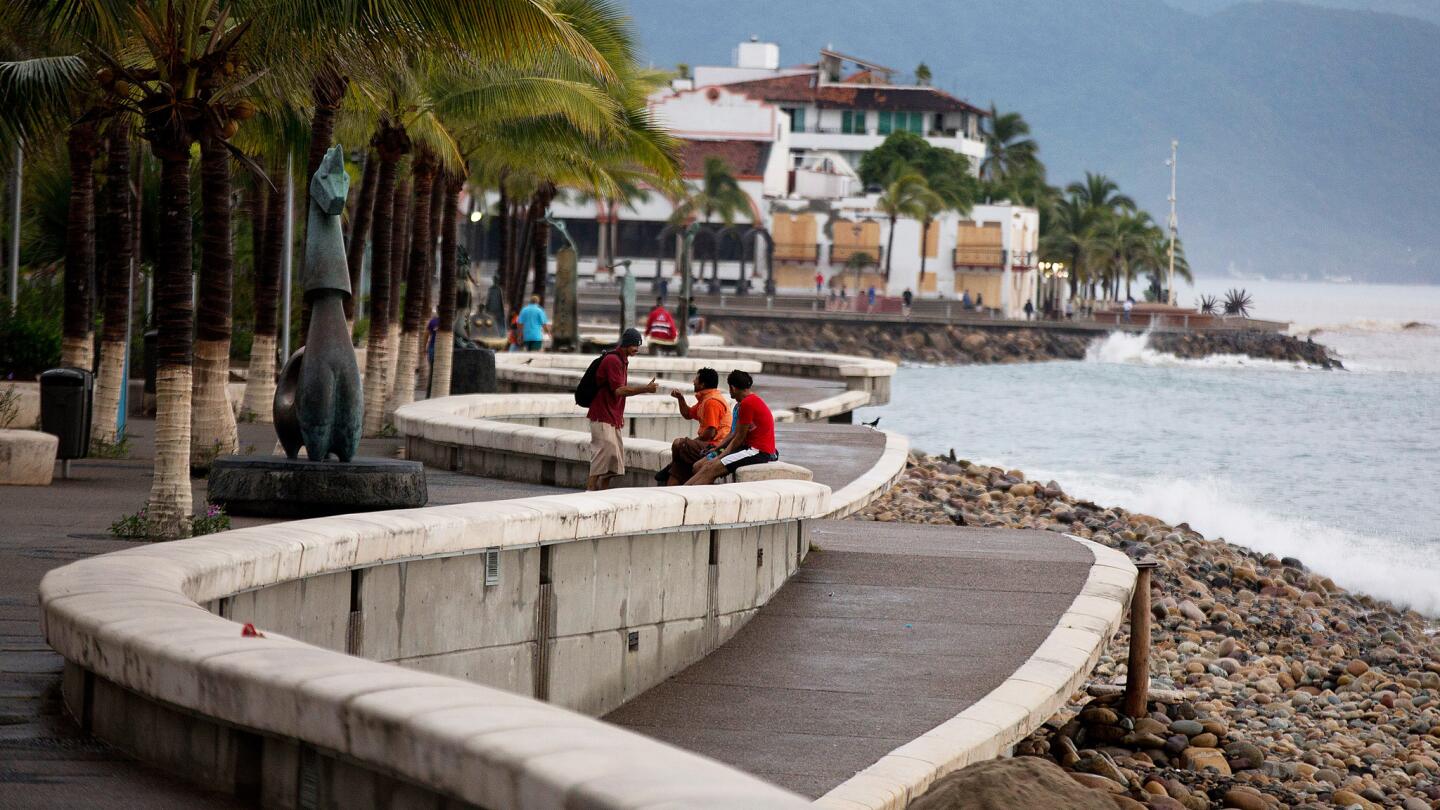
[{"xmin": 589, "ymin": 421, "xmax": 625, "ymax": 477}]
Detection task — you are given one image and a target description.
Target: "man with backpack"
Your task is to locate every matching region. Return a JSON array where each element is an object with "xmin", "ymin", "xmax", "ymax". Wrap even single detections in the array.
[
  {"xmin": 684, "ymin": 370, "xmax": 777, "ymax": 486},
  {"xmin": 578, "ymin": 328, "xmax": 656, "ymax": 491}
]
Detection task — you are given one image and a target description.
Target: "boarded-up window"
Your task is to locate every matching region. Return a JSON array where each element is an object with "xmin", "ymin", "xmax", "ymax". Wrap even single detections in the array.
[
  {"xmin": 832, "ymin": 219, "xmax": 882, "ymax": 264},
  {"xmin": 921, "ymin": 220, "xmax": 939, "ymax": 258},
  {"xmin": 773, "ymin": 213, "xmax": 818, "ymax": 262},
  {"xmin": 954, "ymin": 222, "xmax": 1003, "ymax": 267}
]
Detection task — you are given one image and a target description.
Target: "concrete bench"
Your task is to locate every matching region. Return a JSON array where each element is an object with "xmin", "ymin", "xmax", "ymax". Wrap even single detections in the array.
[
  {"xmin": 734, "ymin": 461, "xmax": 813, "ymax": 483},
  {"xmin": 0, "ymin": 428, "xmax": 57, "ymax": 485}
]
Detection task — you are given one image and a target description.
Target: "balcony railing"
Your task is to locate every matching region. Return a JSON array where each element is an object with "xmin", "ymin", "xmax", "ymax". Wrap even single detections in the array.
[
  {"xmin": 773, "ymin": 243, "xmax": 821, "ymax": 263},
  {"xmin": 829, "ymin": 244, "xmax": 883, "ymax": 266},
  {"xmin": 952, "ymin": 246, "xmax": 1004, "ymax": 268}
]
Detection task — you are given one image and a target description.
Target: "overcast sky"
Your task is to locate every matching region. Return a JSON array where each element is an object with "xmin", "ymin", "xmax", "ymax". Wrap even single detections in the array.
[{"xmin": 1164, "ymin": 0, "xmax": 1440, "ymax": 24}]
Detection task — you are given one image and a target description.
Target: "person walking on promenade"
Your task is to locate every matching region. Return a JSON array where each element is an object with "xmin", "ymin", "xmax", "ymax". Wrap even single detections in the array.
[
  {"xmin": 518, "ymin": 295, "xmax": 550, "ymax": 351},
  {"xmin": 1023, "ymin": 299, "xmax": 1034, "ymax": 321},
  {"xmin": 866, "ymin": 285, "xmax": 877, "ymax": 313},
  {"xmin": 961, "ymin": 289, "xmax": 972, "ymax": 310},
  {"xmin": 902, "ymin": 287, "xmax": 914, "ymax": 317},
  {"xmin": 661, "ymin": 367, "xmax": 730, "ymax": 485},
  {"xmin": 657, "ymin": 275, "xmax": 670, "ymax": 301},
  {"xmin": 814, "ymin": 271, "xmax": 824, "ymax": 298},
  {"xmin": 586, "ymin": 328, "xmax": 657, "ymax": 491},
  {"xmin": 1122, "ymin": 296, "xmax": 1134, "ymax": 323},
  {"xmin": 685, "ymin": 370, "xmax": 777, "ymax": 485},
  {"xmin": 839, "ymin": 285, "xmax": 849, "ymax": 308}
]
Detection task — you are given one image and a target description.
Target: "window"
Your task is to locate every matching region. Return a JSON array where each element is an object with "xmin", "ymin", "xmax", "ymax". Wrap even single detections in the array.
[
  {"xmin": 841, "ymin": 110, "xmax": 866, "ymax": 134},
  {"xmin": 880, "ymin": 112, "xmax": 923, "ymax": 135},
  {"xmin": 906, "ymin": 111, "xmax": 924, "ymax": 134},
  {"xmin": 877, "ymin": 110, "xmax": 893, "ymax": 135},
  {"xmin": 783, "ymin": 107, "xmax": 805, "ymax": 133}
]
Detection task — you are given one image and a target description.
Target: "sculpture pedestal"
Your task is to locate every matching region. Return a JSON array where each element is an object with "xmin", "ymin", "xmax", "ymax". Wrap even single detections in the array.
[
  {"xmin": 208, "ymin": 456, "xmax": 427, "ymax": 518},
  {"xmin": 451, "ymin": 348, "xmax": 496, "ymax": 394}
]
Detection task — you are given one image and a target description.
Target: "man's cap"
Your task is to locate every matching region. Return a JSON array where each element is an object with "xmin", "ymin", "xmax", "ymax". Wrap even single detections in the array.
[{"xmin": 620, "ymin": 328, "xmax": 644, "ymax": 347}]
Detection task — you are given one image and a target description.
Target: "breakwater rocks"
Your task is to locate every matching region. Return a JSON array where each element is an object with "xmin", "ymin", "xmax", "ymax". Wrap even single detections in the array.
[
  {"xmin": 1148, "ymin": 331, "xmax": 1343, "ymax": 369},
  {"xmin": 711, "ymin": 319, "xmax": 1341, "ymax": 367},
  {"xmin": 860, "ymin": 453, "xmax": 1440, "ymax": 810}
]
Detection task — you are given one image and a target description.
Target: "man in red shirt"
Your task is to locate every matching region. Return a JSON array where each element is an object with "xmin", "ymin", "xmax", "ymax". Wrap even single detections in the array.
[
  {"xmin": 645, "ymin": 298, "xmax": 677, "ymax": 345},
  {"xmin": 586, "ymin": 328, "xmax": 657, "ymax": 491},
  {"xmin": 685, "ymin": 369, "xmax": 777, "ymax": 485}
]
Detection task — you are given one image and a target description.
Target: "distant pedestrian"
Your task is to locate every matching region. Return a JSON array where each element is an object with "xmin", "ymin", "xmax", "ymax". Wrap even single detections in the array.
[
  {"xmin": 657, "ymin": 275, "xmax": 670, "ymax": 301},
  {"xmin": 840, "ymin": 285, "xmax": 849, "ymax": 305},
  {"xmin": 586, "ymin": 328, "xmax": 657, "ymax": 491},
  {"xmin": 866, "ymin": 286, "xmax": 877, "ymax": 312},
  {"xmin": 1122, "ymin": 296, "xmax": 1134, "ymax": 323},
  {"xmin": 1023, "ymin": 300, "xmax": 1034, "ymax": 321},
  {"xmin": 425, "ymin": 311, "xmax": 439, "ymax": 365},
  {"xmin": 1065, "ymin": 298, "xmax": 1074, "ymax": 320},
  {"xmin": 961, "ymin": 290, "xmax": 972, "ymax": 310},
  {"xmin": 518, "ymin": 295, "xmax": 550, "ymax": 350},
  {"xmin": 645, "ymin": 298, "xmax": 677, "ymax": 345},
  {"xmin": 687, "ymin": 300, "xmax": 704, "ymax": 333},
  {"xmin": 975, "ymin": 292, "xmax": 984, "ymax": 310},
  {"xmin": 685, "ymin": 370, "xmax": 778, "ymax": 485},
  {"xmin": 814, "ymin": 271, "xmax": 824, "ymax": 297},
  {"xmin": 902, "ymin": 287, "xmax": 914, "ymax": 316}
]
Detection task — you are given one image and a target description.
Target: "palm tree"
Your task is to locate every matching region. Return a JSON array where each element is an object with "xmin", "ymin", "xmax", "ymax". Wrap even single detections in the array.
[
  {"xmin": 916, "ymin": 184, "xmax": 949, "ymax": 290},
  {"xmin": 1066, "ymin": 172, "xmax": 1136, "ymax": 217},
  {"xmin": 671, "ymin": 157, "xmax": 749, "ymax": 287},
  {"xmin": 386, "ymin": 148, "xmax": 437, "ymax": 419},
  {"xmin": 876, "ymin": 171, "xmax": 934, "ymax": 283},
  {"xmin": 980, "ymin": 105, "xmax": 1038, "ymax": 185},
  {"xmin": 240, "ymin": 155, "xmax": 287, "ymax": 421},
  {"xmin": 90, "ymin": 115, "xmax": 133, "ymax": 445},
  {"xmin": 344, "ymin": 151, "xmax": 379, "ymax": 326}
]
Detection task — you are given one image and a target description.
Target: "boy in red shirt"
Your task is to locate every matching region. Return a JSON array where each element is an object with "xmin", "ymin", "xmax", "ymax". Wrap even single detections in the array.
[
  {"xmin": 685, "ymin": 369, "xmax": 777, "ymax": 485},
  {"xmin": 586, "ymin": 328, "xmax": 657, "ymax": 491}
]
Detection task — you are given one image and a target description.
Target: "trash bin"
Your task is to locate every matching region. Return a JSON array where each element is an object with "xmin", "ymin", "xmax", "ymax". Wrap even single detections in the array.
[
  {"xmin": 450, "ymin": 347, "xmax": 497, "ymax": 395},
  {"xmin": 40, "ymin": 367, "xmax": 93, "ymax": 460}
]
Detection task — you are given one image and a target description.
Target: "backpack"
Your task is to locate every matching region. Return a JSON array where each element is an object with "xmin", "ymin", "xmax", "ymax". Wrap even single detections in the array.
[{"xmin": 574, "ymin": 351, "xmax": 610, "ymax": 407}]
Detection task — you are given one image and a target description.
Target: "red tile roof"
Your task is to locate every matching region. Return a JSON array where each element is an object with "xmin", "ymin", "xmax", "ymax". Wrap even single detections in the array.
[
  {"xmin": 678, "ymin": 139, "xmax": 772, "ymax": 179},
  {"xmin": 725, "ymin": 73, "xmax": 987, "ymax": 115}
]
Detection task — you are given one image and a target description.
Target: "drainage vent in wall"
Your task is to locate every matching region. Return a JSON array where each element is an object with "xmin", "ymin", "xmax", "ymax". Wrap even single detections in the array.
[
  {"xmin": 484, "ymin": 550, "xmax": 500, "ymax": 586},
  {"xmin": 627, "ymin": 631, "xmax": 639, "ymax": 651},
  {"xmin": 757, "ymin": 547, "xmax": 764, "ymax": 567}
]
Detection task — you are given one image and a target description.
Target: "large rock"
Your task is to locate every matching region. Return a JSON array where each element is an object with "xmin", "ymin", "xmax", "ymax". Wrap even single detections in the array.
[
  {"xmin": 908, "ymin": 757, "xmax": 1118, "ymax": 810},
  {"xmin": 0, "ymin": 429, "xmax": 57, "ymax": 485}
]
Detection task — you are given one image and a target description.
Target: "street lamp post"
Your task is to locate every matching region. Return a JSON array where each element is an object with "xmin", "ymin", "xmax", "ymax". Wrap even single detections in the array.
[{"xmin": 1165, "ymin": 139, "xmax": 1179, "ymax": 306}]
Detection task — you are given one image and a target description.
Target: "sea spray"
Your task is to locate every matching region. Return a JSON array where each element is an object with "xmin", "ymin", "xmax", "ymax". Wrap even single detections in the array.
[{"xmin": 1084, "ymin": 331, "xmax": 1314, "ymax": 371}]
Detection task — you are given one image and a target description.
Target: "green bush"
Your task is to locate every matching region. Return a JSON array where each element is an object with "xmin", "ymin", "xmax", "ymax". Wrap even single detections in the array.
[{"xmin": 0, "ymin": 276, "xmax": 63, "ymax": 380}]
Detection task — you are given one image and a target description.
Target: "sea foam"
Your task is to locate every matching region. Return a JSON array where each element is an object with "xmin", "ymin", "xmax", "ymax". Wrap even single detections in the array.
[{"xmin": 1083, "ymin": 331, "xmax": 1312, "ymax": 371}]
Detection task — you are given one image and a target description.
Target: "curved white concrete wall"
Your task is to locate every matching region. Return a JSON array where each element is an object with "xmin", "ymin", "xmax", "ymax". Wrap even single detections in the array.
[{"xmin": 41, "ymin": 483, "xmax": 831, "ymax": 809}]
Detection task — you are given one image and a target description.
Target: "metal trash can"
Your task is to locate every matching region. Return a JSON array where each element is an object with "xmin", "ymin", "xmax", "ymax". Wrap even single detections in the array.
[
  {"xmin": 40, "ymin": 367, "xmax": 93, "ymax": 460},
  {"xmin": 450, "ymin": 348, "xmax": 497, "ymax": 394}
]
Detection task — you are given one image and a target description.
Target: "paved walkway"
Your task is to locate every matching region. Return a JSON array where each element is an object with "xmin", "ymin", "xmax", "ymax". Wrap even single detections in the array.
[
  {"xmin": 0, "ymin": 418, "xmax": 561, "ymax": 809},
  {"xmin": 605, "ymin": 520, "xmax": 1095, "ymax": 798}
]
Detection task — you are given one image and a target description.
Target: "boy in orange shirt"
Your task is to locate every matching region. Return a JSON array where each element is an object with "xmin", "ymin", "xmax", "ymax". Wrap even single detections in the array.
[{"xmin": 662, "ymin": 367, "xmax": 730, "ymax": 485}]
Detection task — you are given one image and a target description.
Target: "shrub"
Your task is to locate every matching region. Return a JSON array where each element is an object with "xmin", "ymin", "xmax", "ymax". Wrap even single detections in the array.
[{"xmin": 0, "ymin": 277, "xmax": 63, "ymax": 379}]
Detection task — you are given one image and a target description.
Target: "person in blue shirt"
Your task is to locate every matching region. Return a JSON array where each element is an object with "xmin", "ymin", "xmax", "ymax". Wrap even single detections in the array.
[{"xmin": 517, "ymin": 295, "xmax": 550, "ymax": 351}]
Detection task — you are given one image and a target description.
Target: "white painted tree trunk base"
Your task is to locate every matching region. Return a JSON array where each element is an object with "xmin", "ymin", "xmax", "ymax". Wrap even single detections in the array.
[
  {"xmin": 90, "ymin": 340, "xmax": 127, "ymax": 445},
  {"xmin": 385, "ymin": 331, "xmax": 420, "ymax": 420},
  {"xmin": 61, "ymin": 333, "xmax": 94, "ymax": 373},
  {"xmin": 148, "ymin": 365, "xmax": 194, "ymax": 539},
  {"xmin": 430, "ymin": 331, "xmax": 454, "ymax": 399},
  {"xmin": 361, "ymin": 330, "xmax": 392, "ymax": 437},
  {"xmin": 240, "ymin": 334, "xmax": 278, "ymax": 423},
  {"xmin": 190, "ymin": 338, "xmax": 238, "ymax": 467}
]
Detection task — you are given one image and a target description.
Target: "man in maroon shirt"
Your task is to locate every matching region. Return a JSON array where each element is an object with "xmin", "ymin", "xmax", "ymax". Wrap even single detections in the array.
[
  {"xmin": 685, "ymin": 369, "xmax": 778, "ymax": 485},
  {"xmin": 586, "ymin": 328, "xmax": 657, "ymax": 491}
]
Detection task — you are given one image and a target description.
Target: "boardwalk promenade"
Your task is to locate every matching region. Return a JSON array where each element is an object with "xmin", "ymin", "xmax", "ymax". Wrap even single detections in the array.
[{"xmin": 9, "ymin": 344, "xmax": 1135, "ymax": 809}]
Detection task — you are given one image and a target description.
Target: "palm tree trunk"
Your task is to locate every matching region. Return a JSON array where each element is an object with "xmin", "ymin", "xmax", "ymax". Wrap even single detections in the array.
[
  {"xmin": 147, "ymin": 133, "xmax": 196, "ymax": 539},
  {"xmin": 425, "ymin": 168, "xmax": 444, "ymax": 313},
  {"xmin": 496, "ymin": 181, "xmax": 511, "ymax": 305},
  {"xmin": 92, "ymin": 117, "xmax": 133, "ymax": 445},
  {"xmin": 883, "ymin": 215, "xmax": 897, "ymax": 284},
  {"xmin": 385, "ymin": 175, "xmax": 410, "ymax": 404},
  {"xmin": 63, "ymin": 120, "xmax": 100, "ymax": 370},
  {"xmin": 362, "ymin": 125, "xmax": 406, "ymax": 435},
  {"xmin": 344, "ymin": 151, "xmax": 379, "ymax": 325},
  {"xmin": 530, "ymin": 193, "xmax": 551, "ymax": 305},
  {"xmin": 387, "ymin": 151, "xmax": 434, "ymax": 418},
  {"xmin": 918, "ymin": 220, "xmax": 930, "ymax": 290},
  {"xmin": 191, "ymin": 132, "xmax": 238, "ymax": 469},
  {"xmin": 432, "ymin": 174, "xmax": 462, "ymax": 398},
  {"xmin": 297, "ymin": 66, "xmax": 349, "ymax": 340},
  {"xmin": 241, "ymin": 162, "xmax": 285, "ymax": 421}
]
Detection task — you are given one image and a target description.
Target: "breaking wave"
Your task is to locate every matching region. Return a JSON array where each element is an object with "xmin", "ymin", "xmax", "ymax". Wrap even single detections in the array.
[{"xmin": 1083, "ymin": 331, "xmax": 1312, "ymax": 371}]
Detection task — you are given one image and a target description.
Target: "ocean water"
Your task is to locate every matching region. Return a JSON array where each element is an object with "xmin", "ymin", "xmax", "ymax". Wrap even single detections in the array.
[{"xmin": 856, "ymin": 280, "xmax": 1440, "ymax": 615}]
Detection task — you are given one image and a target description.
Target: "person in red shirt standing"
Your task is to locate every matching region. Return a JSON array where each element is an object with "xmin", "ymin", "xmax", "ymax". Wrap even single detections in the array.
[
  {"xmin": 814, "ymin": 271, "xmax": 824, "ymax": 298},
  {"xmin": 685, "ymin": 369, "xmax": 777, "ymax": 485},
  {"xmin": 586, "ymin": 328, "xmax": 657, "ymax": 491},
  {"xmin": 644, "ymin": 298, "xmax": 677, "ymax": 348}
]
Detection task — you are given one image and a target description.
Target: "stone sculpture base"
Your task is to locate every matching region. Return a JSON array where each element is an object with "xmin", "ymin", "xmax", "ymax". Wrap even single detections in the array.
[
  {"xmin": 450, "ymin": 348, "xmax": 497, "ymax": 394},
  {"xmin": 208, "ymin": 456, "xmax": 427, "ymax": 518}
]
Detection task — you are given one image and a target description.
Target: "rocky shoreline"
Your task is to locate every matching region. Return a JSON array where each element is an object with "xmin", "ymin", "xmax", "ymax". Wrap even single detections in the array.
[
  {"xmin": 711, "ymin": 319, "xmax": 1343, "ymax": 368},
  {"xmin": 858, "ymin": 453, "xmax": 1438, "ymax": 810}
]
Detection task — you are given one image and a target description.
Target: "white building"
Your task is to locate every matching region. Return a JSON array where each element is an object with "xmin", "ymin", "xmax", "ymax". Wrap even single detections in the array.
[{"xmin": 523, "ymin": 39, "xmax": 1041, "ymax": 318}]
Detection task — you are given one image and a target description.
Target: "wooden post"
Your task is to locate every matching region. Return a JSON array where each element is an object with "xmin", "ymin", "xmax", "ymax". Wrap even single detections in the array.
[{"xmin": 1123, "ymin": 557, "xmax": 1159, "ymax": 718}]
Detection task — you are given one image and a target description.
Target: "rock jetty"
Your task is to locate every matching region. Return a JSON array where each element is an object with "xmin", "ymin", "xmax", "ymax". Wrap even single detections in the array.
[
  {"xmin": 863, "ymin": 453, "xmax": 1438, "ymax": 810},
  {"xmin": 711, "ymin": 319, "xmax": 1341, "ymax": 368}
]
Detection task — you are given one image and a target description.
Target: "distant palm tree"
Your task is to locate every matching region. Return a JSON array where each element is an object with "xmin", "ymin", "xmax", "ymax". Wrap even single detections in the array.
[
  {"xmin": 1198, "ymin": 294, "xmax": 1220, "ymax": 315},
  {"xmin": 672, "ymin": 157, "xmax": 750, "ymax": 286},
  {"xmin": 876, "ymin": 171, "xmax": 936, "ymax": 283},
  {"xmin": 915, "ymin": 182, "xmax": 950, "ymax": 289},
  {"xmin": 980, "ymin": 105, "xmax": 1038, "ymax": 184},
  {"xmin": 1066, "ymin": 172, "xmax": 1136, "ymax": 216},
  {"xmin": 1223, "ymin": 288, "xmax": 1254, "ymax": 318}
]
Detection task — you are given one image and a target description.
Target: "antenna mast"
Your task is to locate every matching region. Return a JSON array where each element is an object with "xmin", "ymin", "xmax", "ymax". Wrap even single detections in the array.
[{"xmin": 1166, "ymin": 139, "xmax": 1178, "ymax": 306}]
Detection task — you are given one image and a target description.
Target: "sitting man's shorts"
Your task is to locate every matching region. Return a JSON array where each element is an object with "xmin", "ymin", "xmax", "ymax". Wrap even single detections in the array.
[
  {"xmin": 720, "ymin": 446, "xmax": 778, "ymax": 475},
  {"xmin": 589, "ymin": 421, "xmax": 625, "ymax": 477}
]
